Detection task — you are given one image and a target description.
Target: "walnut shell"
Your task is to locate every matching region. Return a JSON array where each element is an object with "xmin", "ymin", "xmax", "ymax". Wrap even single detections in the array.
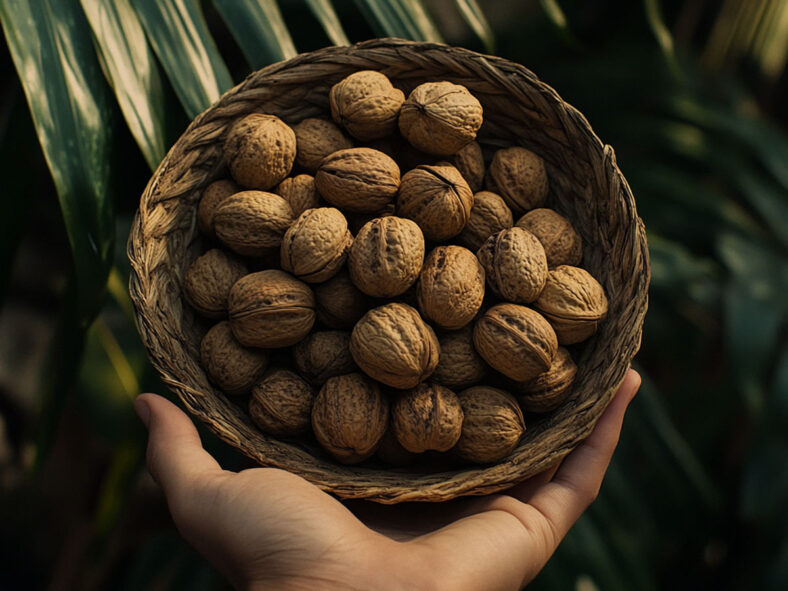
[
  {"xmin": 197, "ymin": 179, "xmax": 238, "ymax": 238},
  {"xmin": 345, "ymin": 202, "xmax": 396, "ymax": 235},
  {"xmin": 516, "ymin": 347, "xmax": 577, "ymax": 412},
  {"xmin": 312, "ymin": 373, "xmax": 389, "ymax": 464},
  {"xmin": 280, "ymin": 207, "xmax": 352, "ymax": 283},
  {"xmin": 329, "ymin": 71, "xmax": 405, "ymax": 141},
  {"xmin": 486, "ymin": 147, "xmax": 548, "ymax": 215},
  {"xmin": 292, "ymin": 118, "xmax": 353, "ymax": 172},
  {"xmin": 183, "ymin": 249, "xmax": 247, "ymax": 319},
  {"xmin": 350, "ymin": 302, "xmax": 440, "ymax": 389},
  {"xmin": 315, "ymin": 147, "xmax": 400, "ymax": 213},
  {"xmin": 451, "ymin": 141, "xmax": 484, "ymax": 192},
  {"xmin": 392, "ymin": 383, "xmax": 463, "ymax": 453},
  {"xmin": 431, "ymin": 327, "xmax": 487, "ymax": 389},
  {"xmin": 515, "ymin": 208, "xmax": 582, "ymax": 267},
  {"xmin": 200, "ymin": 321, "xmax": 268, "ymax": 396},
  {"xmin": 249, "ymin": 369, "xmax": 314, "ymax": 436},
  {"xmin": 275, "ymin": 174, "xmax": 321, "ymax": 217},
  {"xmin": 214, "ymin": 191, "xmax": 295, "ymax": 256},
  {"xmin": 228, "ymin": 270, "xmax": 315, "ymax": 348},
  {"xmin": 473, "ymin": 304, "xmax": 557, "ymax": 381},
  {"xmin": 476, "ymin": 227, "xmax": 548, "ymax": 304},
  {"xmin": 314, "ymin": 271, "xmax": 371, "ymax": 329},
  {"xmin": 457, "ymin": 190, "xmax": 514, "ymax": 252},
  {"xmin": 293, "ymin": 330, "xmax": 357, "ymax": 386},
  {"xmin": 396, "ymin": 164, "xmax": 473, "ymax": 241},
  {"xmin": 453, "ymin": 386, "xmax": 525, "ymax": 463},
  {"xmin": 348, "ymin": 216, "xmax": 425, "ymax": 298},
  {"xmin": 399, "ymin": 81, "xmax": 483, "ymax": 155},
  {"xmin": 417, "ymin": 245, "xmax": 485, "ymax": 330},
  {"xmin": 224, "ymin": 113, "xmax": 296, "ymax": 189},
  {"xmin": 534, "ymin": 265, "xmax": 608, "ymax": 344}
]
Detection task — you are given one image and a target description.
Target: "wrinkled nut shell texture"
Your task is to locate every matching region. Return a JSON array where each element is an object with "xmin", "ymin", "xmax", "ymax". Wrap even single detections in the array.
[
  {"xmin": 452, "ymin": 141, "xmax": 485, "ymax": 192},
  {"xmin": 224, "ymin": 113, "xmax": 295, "ymax": 189},
  {"xmin": 432, "ymin": 327, "xmax": 487, "ymax": 389},
  {"xmin": 183, "ymin": 249, "xmax": 247, "ymax": 319},
  {"xmin": 200, "ymin": 321, "xmax": 268, "ymax": 396},
  {"xmin": 473, "ymin": 304, "xmax": 557, "ymax": 381},
  {"xmin": 228, "ymin": 270, "xmax": 315, "ymax": 348},
  {"xmin": 349, "ymin": 216, "xmax": 425, "ymax": 298},
  {"xmin": 292, "ymin": 118, "xmax": 353, "ymax": 172},
  {"xmin": 454, "ymin": 387, "xmax": 525, "ymax": 464},
  {"xmin": 275, "ymin": 174, "xmax": 321, "ymax": 218},
  {"xmin": 477, "ymin": 227, "xmax": 547, "ymax": 304},
  {"xmin": 487, "ymin": 147, "xmax": 548, "ymax": 215},
  {"xmin": 350, "ymin": 303, "xmax": 439, "ymax": 389},
  {"xmin": 418, "ymin": 245, "xmax": 485, "ymax": 330},
  {"xmin": 458, "ymin": 191, "xmax": 514, "ymax": 252},
  {"xmin": 330, "ymin": 71, "xmax": 405, "ymax": 141},
  {"xmin": 314, "ymin": 271, "xmax": 370, "ymax": 329},
  {"xmin": 392, "ymin": 383, "xmax": 463, "ymax": 453},
  {"xmin": 281, "ymin": 208, "xmax": 352, "ymax": 283},
  {"xmin": 198, "ymin": 179, "xmax": 238, "ymax": 237},
  {"xmin": 517, "ymin": 347, "xmax": 577, "ymax": 413},
  {"xmin": 535, "ymin": 265, "xmax": 608, "ymax": 345},
  {"xmin": 293, "ymin": 330, "xmax": 356, "ymax": 386},
  {"xmin": 214, "ymin": 191, "xmax": 294, "ymax": 256},
  {"xmin": 399, "ymin": 81, "xmax": 483, "ymax": 156},
  {"xmin": 250, "ymin": 369, "xmax": 314, "ymax": 436},
  {"xmin": 516, "ymin": 208, "xmax": 582, "ymax": 267},
  {"xmin": 315, "ymin": 148, "xmax": 400, "ymax": 213},
  {"xmin": 312, "ymin": 373, "xmax": 389, "ymax": 464}
]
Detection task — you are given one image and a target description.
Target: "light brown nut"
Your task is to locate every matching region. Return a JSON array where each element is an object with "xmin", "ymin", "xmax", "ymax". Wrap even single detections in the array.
[
  {"xmin": 183, "ymin": 249, "xmax": 247, "ymax": 319},
  {"xmin": 399, "ymin": 81, "xmax": 483, "ymax": 155},
  {"xmin": 214, "ymin": 191, "xmax": 295, "ymax": 256},
  {"xmin": 476, "ymin": 227, "xmax": 548, "ymax": 304},
  {"xmin": 392, "ymin": 383, "xmax": 463, "ymax": 453},
  {"xmin": 451, "ymin": 141, "xmax": 485, "ymax": 192},
  {"xmin": 348, "ymin": 216, "xmax": 425, "ymax": 298},
  {"xmin": 417, "ymin": 245, "xmax": 485, "ymax": 330},
  {"xmin": 312, "ymin": 373, "xmax": 389, "ymax": 464},
  {"xmin": 453, "ymin": 386, "xmax": 525, "ymax": 463},
  {"xmin": 275, "ymin": 174, "xmax": 321, "ymax": 217},
  {"xmin": 197, "ymin": 179, "xmax": 239, "ymax": 238},
  {"xmin": 224, "ymin": 113, "xmax": 296, "ymax": 189},
  {"xmin": 515, "ymin": 208, "xmax": 582, "ymax": 267},
  {"xmin": 315, "ymin": 147, "xmax": 400, "ymax": 213},
  {"xmin": 431, "ymin": 327, "xmax": 487, "ymax": 389},
  {"xmin": 293, "ymin": 330, "xmax": 357, "ymax": 386},
  {"xmin": 486, "ymin": 147, "xmax": 548, "ymax": 215},
  {"xmin": 457, "ymin": 191, "xmax": 514, "ymax": 252},
  {"xmin": 534, "ymin": 265, "xmax": 608, "ymax": 344},
  {"xmin": 280, "ymin": 207, "xmax": 352, "ymax": 283},
  {"xmin": 228, "ymin": 269, "xmax": 315, "ymax": 348},
  {"xmin": 329, "ymin": 71, "xmax": 405, "ymax": 141},
  {"xmin": 200, "ymin": 321, "xmax": 268, "ymax": 396},
  {"xmin": 473, "ymin": 304, "xmax": 557, "ymax": 381},
  {"xmin": 314, "ymin": 271, "xmax": 371, "ymax": 329},
  {"xmin": 516, "ymin": 347, "xmax": 577, "ymax": 413},
  {"xmin": 292, "ymin": 118, "xmax": 353, "ymax": 172},
  {"xmin": 249, "ymin": 369, "xmax": 314, "ymax": 436},
  {"xmin": 350, "ymin": 302, "xmax": 440, "ymax": 389},
  {"xmin": 396, "ymin": 164, "xmax": 473, "ymax": 241}
]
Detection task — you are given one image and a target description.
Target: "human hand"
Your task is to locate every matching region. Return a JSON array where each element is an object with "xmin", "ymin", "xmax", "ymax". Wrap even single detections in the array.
[{"xmin": 135, "ymin": 369, "xmax": 640, "ymax": 591}]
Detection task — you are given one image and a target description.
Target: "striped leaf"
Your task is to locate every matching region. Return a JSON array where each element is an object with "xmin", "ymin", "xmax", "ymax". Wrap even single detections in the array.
[
  {"xmin": 354, "ymin": 0, "xmax": 443, "ymax": 42},
  {"xmin": 304, "ymin": 0, "xmax": 350, "ymax": 46},
  {"xmin": 454, "ymin": 0, "xmax": 495, "ymax": 52}
]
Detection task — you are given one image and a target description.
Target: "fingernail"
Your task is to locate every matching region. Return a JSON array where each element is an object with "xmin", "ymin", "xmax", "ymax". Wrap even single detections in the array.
[{"xmin": 134, "ymin": 398, "xmax": 151, "ymax": 428}]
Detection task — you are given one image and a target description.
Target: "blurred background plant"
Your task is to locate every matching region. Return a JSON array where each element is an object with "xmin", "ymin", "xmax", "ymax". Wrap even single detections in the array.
[{"xmin": 0, "ymin": 0, "xmax": 785, "ymax": 589}]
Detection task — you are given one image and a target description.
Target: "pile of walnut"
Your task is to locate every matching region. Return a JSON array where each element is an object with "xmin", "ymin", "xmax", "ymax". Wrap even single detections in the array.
[{"xmin": 185, "ymin": 70, "xmax": 609, "ymax": 467}]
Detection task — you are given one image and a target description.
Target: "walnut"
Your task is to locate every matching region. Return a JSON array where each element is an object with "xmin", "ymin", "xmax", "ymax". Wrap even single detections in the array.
[
  {"xmin": 392, "ymin": 383, "xmax": 463, "ymax": 453},
  {"xmin": 228, "ymin": 269, "xmax": 315, "ymax": 348},
  {"xmin": 314, "ymin": 271, "xmax": 371, "ymax": 329},
  {"xmin": 292, "ymin": 118, "xmax": 353, "ymax": 172},
  {"xmin": 345, "ymin": 202, "xmax": 396, "ymax": 235},
  {"xmin": 457, "ymin": 191, "xmax": 514, "ymax": 252},
  {"xmin": 329, "ymin": 70, "xmax": 405, "ymax": 140},
  {"xmin": 280, "ymin": 207, "xmax": 352, "ymax": 283},
  {"xmin": 249, "ymin": 369, "xmax": 314, "ymax": 436},
  {"xmin": 515, "ymin": 208, "xmax": 582, "ymax": 267},
  {"xmin": 293, "ymin": 330, "xmax": 356, "ymax": 386},
  {"xmin": 473, "ymin": 304, "xmax": 557, "ymax": 381},
  {"xmin": 534, "ymin": 265, "xmax": 608, "ymax": 344},
  {"xmin": 275, "ymin": 174, "xmax": 321, "ymax": 217},
  {"xmin": 376, "ymin": 428, "xmax": 418, "ymax": 466},
  {"xmin": 224, "ymin": 113, "xmax": 296, "ymax": 189},
  {"xmin": 365, "ymin": 135, "xmax": 437, "ymax": 173},
  {"xmin": 451, "ymin": 141, "xmax": 484, "ymax": 192},
  {"xmin": 315, "ymin": 148, "xmax": 400, "ymax": 213},
  {"xmin": 183, "ymin": 249, "xmax": 247, "ymax": 319},
  {"xmin": 396, "ymin": 164, "xmax": 473, "ymax": 241},
  {"xmin": 399, "ymin": 81, "xmax": 483, "ymax": 155},
  {"xmin": 476, "ymin": 227, "xmax": 548, "ymax": 304},
  {"xmin": 350, "ymin": 302, "xmax": 439, "ymax": 389},
  {"xmin": 453, "ymin": 386, "xmax": 525, "ymax": 463},
  {"xmin": 214, "ymin": 190, "xmax": 295, "ymax": 256},
  {"xmin": 516, "ymin": 347, "xmax": 577, "ymax": 413},
  {"xmin": 197, "ymin": 179, "xmax": 238, "ymax": 238},
  {"xmin": 431, "ymin": 327, "xmax": 487, "ymax": 389},
  {"xmin": 486, "ymin": 147, "xmax": 548, "ymax": 215},
  {"xmin": 417, "ymin": 245, "xmax": 485, "ymax": 330},
  {"xmin": 200, "ymin": 321, "xmax": 267, "ymax": 396},
  {"xmin": 348, "ymin": 216, "xmax": 424, "ymax": 298},
  {"xmin": 311, "ymin": 373, "xmax": 389, "ymax": 464}
]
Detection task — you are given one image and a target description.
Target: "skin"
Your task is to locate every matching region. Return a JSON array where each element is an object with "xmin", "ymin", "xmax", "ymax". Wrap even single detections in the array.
[{"xmin": 135, "ymin": 369, "xmax": 641, "ymax": 591}]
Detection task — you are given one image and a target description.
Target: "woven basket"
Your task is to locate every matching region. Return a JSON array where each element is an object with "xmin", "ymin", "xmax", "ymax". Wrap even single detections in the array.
[{"xmin": 128, "ymin": 38, "xmax": 649, "ymax": 504}]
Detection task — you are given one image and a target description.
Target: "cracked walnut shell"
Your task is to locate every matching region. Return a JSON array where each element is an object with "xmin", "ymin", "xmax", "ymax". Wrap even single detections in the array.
[
  {"xmin": 453, "ymin": 386, "xmax": 525, "ymax": 463},
  {"xmin": 486, "ymin": 147, "xmax": 548, "ymax": 215},
  {"xmin": 392, "ymin": 383, "xmax": 463, "ymax": 453},
  {"xmin": 292, "ymin": 118, "xmax": 353, "ymax": 172},
  {"xmin": 281, "ymin": 207, "xmax": 352, "ymax": 283},
  {"xmin": 476, "ymin": 227, "xmax": 548, "ymax": 304},
  {"xmin": 200, "ymin": 321, "xmax": 268, "ymax": 396},
  {"xmin": 315, "ymin": 147, "xmax": 400, "ymax": 213},
  {"xmin": 183, "ymin": 248, "xmax": 247, "ymax": 319},
  {"xmin": 330, "ymin": 70, "xmax": 405, "ymax": 141},
  {"xmin": 515, "ymin": 208, "xmax": 582, "ymax": 268},
  {"xmin": 214, "ymin": 191, "xmax": 295, "ymax": 256},
  {"xmin": 249, "ymin": 369, "xmax": 314, "ymax": 436},
  {"xmin": 224, "ymin": 113, "xmax": 295, "ymax": 190}
]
